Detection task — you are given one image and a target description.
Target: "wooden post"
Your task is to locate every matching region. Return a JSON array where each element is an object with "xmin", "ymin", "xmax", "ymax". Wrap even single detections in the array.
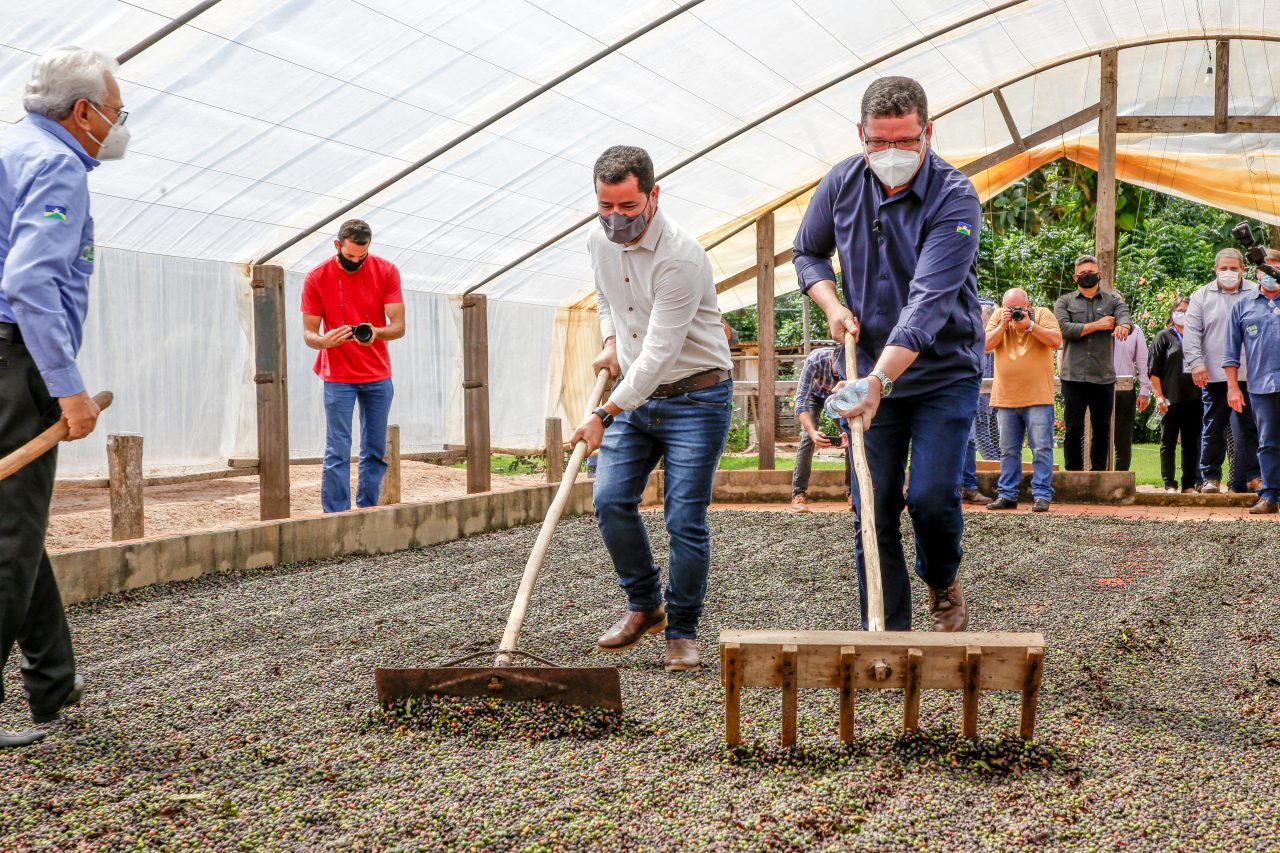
[
  {"xmin": 779, "ymin": 642, "xmax": 797, "ymax": 747},
  {"xmin": 1214, "ymin": 39, "xmax": 1229, "ymax": 135},
  {"xmin": 838, "ymin": 645, "xmax": 856, "ymax": 743},
  {"xmin": 962, "ymin": 646, "xmax": 982, "ymax": 738},
  {"xmin": 463, "ymin": 294, "xmax": 491, "ymax": 494},
  {"xmin": 903, "ymin": 647, "xmax": 923, "ymax": 733},
  {"xmin": 544, "ymin": 417, "xmax": 564, "ymax": 484},
  {"xmin": 379, "ymin": 424, "xmax": 401, "ymax": 505},
  {"xmin": 252, "ymin": 264, "xmax": 290, "ymax": 521},
  {"xmin": 1096, "ymin": 49, "xmax": 1118, "ymax": 293},
  {"xmin": 723, "ymin": 642, "xmax": 742, "ymax": 747},
  {"xmin": 106, "ymin": 433, "xmax": 143, "ymax": 541},
  {"xmin": 1020, "ymin": 647, "xmax": 1045, "ymax": 740},
  {"xmin": 801, "ymin": 297, "xmax": 811, "ymax": 355},
  {"xmin": 1269, "ymin": 224, "xmax": 1280, "ymax": 249},
  {"xmin": 756, "ymin": 212, "xmax": 776, "ymax": 470}
]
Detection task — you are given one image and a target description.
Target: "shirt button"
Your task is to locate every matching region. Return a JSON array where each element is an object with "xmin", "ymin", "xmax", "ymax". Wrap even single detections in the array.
[
  {"xmin": 624, "ymin": 277, "xmax": 630, "ymax": 283},
  {"xmin": 632, "ymin": 333, "xmax": 638, "ymax": 338},
  {"xmin": 628, "ymin": 307, "xmax": 634, "ymax": 311}
]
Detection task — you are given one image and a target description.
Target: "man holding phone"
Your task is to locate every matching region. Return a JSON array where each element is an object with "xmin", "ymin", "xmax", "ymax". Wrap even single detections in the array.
[
  {"xmin": 791, "ymin": 345, "xmax": 849, "ymax": 512},
  {"xmin": 301, "ymin": 219, "xmax": 405, "ymax": 513}
]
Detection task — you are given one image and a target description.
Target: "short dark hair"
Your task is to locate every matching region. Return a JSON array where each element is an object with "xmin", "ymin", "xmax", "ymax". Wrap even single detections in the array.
[
  {"xmin": 860, "ymin": 76, "xmax": 928, "ymax": 126},
  {"xmin": 593, "ymin": 145, "xmax": 655, "ymax": 195},
  {"xmin": 338, "ymin": 219, "xmax": 372, "ymax": 245},
  {"xmin": 1074, "ymin": 254, "xmax": 1099, "ymax": 269}
]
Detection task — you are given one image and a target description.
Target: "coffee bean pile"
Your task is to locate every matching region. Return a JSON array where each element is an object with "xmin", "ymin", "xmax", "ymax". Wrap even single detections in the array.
[{"xmin": 1, "ymin": 511, "xmax": 1277, "ymax": 849}]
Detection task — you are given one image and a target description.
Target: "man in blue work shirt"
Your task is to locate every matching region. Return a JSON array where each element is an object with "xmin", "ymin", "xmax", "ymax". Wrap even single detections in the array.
[
  {"xmin": 793, "ymin": 76, "xmax": 983, "ymax": 632},
  {"xmin": 1224, "ymin": 248, "xmax": 1280, "ymax": 514},
  {"xmin": 0, "ymin": 46, "xmax": 131, "ymax": 748}
]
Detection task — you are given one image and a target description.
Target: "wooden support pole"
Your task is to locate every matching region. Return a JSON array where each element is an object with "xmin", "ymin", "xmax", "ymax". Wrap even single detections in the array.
[
  {"xmin": 378, "ymin": 424, "xmax": 401, "ymax": 505},
  {"xmin": 801, "ymin": 297, "xmax": 811, "ymax": 355},
  {"xmin": 251, "ymin": 264, "xmax": 290, "ymax": 521},
  {"xmin": 544, "ymin": 417, "xmax": 564, "ymax": 484},
  {"xmin": 962, "ymin": 646, "xmax": 982, "ymax": 738},
  {"xmin": 462, "ymin": 294, "xmax": 491, "ymax": 494},
  {"xmin": 1096, "ymin": 49, "xmax": 1119, "ymax": 294},
  {"xmin": 723, "ymin": 642, "xmax": 742, "ymax": 747},
  {"xmin": 838, "ymin": 645, "xmax": 856, "ymax": 743},
  {"xmin": 1020, "ymin": 647, "xmax": 1045, "ymax": 740},
  {"xmin": 756, "ymin": 212, "xmax": 776, "ymax": 470},
  {"xmin": 1271, "ymin": 224, "xmax": 1280, "ymax": 248},
  {"xmin": 903, "ymin": 647, "xmax": 923, "ymax": 733},
  {"xmin": 992, "ymin": 88, "xmax": 1026, "ymax": 151},
  {"xmin": 779, "ymin": 642, "xmax": 797, "ymax": 747},
  {"xmin": 1214, "ymin": 39, "xmax": 1230, "ymax": 134},
  {"xmin": 107, "ymin": 433, "xmax": 143, "ymax": 541}
]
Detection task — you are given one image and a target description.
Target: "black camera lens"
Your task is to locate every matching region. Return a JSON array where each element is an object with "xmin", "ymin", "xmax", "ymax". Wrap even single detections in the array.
[
  {"xmin": 352, "ymin": 323, "xmax": 374, "ymax": 343},
  {"xmin": 1010, "ymin": 306, "xmax": 1025, "ymax": 321}
]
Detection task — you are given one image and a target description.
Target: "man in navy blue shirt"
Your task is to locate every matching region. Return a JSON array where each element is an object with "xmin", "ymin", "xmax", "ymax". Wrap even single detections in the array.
[
  {"xmin": 1224, "ymin": 248, "xmax": 1280, "ymax": 514},
  {"xmin": 793, "ymin": 76, "xmax": 983, "ymax": 632}
]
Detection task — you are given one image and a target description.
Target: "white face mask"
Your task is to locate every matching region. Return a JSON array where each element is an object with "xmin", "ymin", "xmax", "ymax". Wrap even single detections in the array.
[
  {"xmin": 88, "ymin": 103, "xmax": 130, "ymax": 161},
  {"xmin": 1261, "ymin": 272, "xmax": 1279, "ymax": 292},
  {"xmin": 865, "ymin": 146, "xmax": 923, "ymax": 189},
  {"xmin": 1171, "ymin": 310, "xmax": 1187, "ymax": 326},
  {"xmin": 1216, "ymin": 269, "xmax": 1241, "ymax": 289}
]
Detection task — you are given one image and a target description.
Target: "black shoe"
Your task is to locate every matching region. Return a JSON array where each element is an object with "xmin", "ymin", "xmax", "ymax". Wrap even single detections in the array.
[
  {"xmin": 1032, "ymin": 499, "xmax": 1050, "ymax": 513},
  {"xmin": 0, "ymin": 729, "xmax": 46, "ymax": 749},
  {"xmin": 31, "ymin": 674, "xmax": 84, "ymax": 725},
  {"xmin": 986, "ymin": 497, "xmax": 1018, "ymax": 510}
]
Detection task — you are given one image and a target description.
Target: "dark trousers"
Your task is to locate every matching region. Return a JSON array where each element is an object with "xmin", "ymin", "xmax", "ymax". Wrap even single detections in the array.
[
  {"xmin": 1113, "ymin": 389, "xmax": 1137, "ymax": 471},
  {"xmin": 1200, "ymin": 381, "xmax": 1260, "ymax": 491},
  {"xmin": 792, "ymin": 399, "xmax": 824, "ymax": 495},
  {"xmin": 1062, "ymin": 380, "xmax": 1115, "ymax": 471},
  {"xmin": 1160, "ymin": 401, "xmax": 1203, "ymax": 490},
  {"xmin": 0, "ymin": 335, "xmax": 77, "ymax": 721},
  {"xmin": 1251, "ymin": 391, "xmax": 1280, "ymax": 503}
]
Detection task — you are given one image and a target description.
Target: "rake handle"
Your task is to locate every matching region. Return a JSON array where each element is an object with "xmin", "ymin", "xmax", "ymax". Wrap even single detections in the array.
[
  {"xmin": 0, "ymin": 390, "xmax": 113, "ymax": 482},
  {"xmin": 843, "ymin": 334, "xmax": 886, "ymax": 631},
  {"xmin": 495, "ymin": 368, "xmax": 611, "ymax": 666}
]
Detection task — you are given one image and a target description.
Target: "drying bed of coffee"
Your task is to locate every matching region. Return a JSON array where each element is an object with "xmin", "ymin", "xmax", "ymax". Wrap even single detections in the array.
[{"xmin": 2, "ymin": 512, "xmax": 1278, "ymax": 850}]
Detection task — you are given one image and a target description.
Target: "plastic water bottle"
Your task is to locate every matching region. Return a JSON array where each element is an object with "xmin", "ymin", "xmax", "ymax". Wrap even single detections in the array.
[{"xmin": 824, "ymin": 377, "xmax": 870, "ymax": 420}]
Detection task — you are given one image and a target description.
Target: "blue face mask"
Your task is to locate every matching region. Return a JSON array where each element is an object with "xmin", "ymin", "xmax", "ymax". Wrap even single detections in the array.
[
  {"xmin": 599, "ymin": 197, "xmax": 652, "ymax": 244},
  {"xmin": 1260, "ymin": 272, "xmax": 1278, "ymax": 292}
]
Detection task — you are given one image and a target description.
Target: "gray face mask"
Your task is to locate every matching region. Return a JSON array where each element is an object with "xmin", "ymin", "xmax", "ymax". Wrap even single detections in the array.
[{"xmin": 599, "ymin": 199, "xmax": 651, "ymax": 244}]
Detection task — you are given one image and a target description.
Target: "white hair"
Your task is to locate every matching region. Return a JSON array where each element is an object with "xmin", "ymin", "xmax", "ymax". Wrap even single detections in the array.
[
  {"xmin": 22, "ymin": 45, "xmax": 118, "ymax": 120},
  {"xmin": 1214, "ymin": 247, "xmax": 1244, "ymax": 267}
]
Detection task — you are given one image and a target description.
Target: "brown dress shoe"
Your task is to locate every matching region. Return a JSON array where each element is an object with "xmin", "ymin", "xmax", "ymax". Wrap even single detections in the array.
[
  {"xmin": 597, "ymin": 606, "xmax": 667, "ymax": 652},
  {"xmin": 1248, "ymin": 498, "xmax": 1278, "ymax": 515},
  {"xmin": 928, "ymin": 579, "xmax": 968, "ymax": 632},
  {"xmin": 664, "ymin": 638, "xmax": 700, "ymax": 672},
  {"xmin": 790, "ymin": 492, "xmax": 811, "ymax": 513}
]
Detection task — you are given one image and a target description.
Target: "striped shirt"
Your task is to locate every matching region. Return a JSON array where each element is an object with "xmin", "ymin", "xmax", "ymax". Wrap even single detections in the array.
[{"xmin": 794, "ymin": 347, "xmax": 841, "ymax": 416}]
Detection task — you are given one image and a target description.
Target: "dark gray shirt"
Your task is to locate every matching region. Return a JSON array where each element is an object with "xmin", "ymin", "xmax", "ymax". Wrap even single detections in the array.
[{"xmin": 1053, "ymin": 289, "xmax": 1133, "ymax": 384}]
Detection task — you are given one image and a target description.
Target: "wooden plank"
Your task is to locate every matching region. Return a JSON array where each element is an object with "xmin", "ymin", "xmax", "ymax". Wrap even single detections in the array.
[
  {"xmin": 961, "ymin": 104, "xmax": 1100, "ymax": 177},
  {"xmin": 992, "ymin": 88, "xmax": 1026, "ymax": 151},
  {"xmin": 720, "ymin": 629, "xmax": 1045, "ymax": 647},
  {"xmin": 106, "ymin": 433, "xmax": 143, "ymax": 541},
  {"xmin": 756, "ymin": 212, "xmax": 776, "ymax": 470},
  {"xmin": 463, "ymin": 294, "xmax": 491, "ymax": 494},
  {"xmin": 779, "ymin": 642, "xmax": 797, "ymax": 747},
  {"xmin": 903, "ymin": 647, "xmax": 923, "ymax": 733},
  {"xmin": 1115, "ymin": 115, "xmax": 1280, "ymax": 134},
  {"xmin": 1020, "ymin": 647, "xmax": 1045, "ymax": 740},
  {"xmin": 378, "ymin": 424, "xmax": 401, "ymax": 505},
  {"xmin": 962, "ymin": 646, "xmax": 982, "ymax": 738},
  {"xmin": 544, "ymin": 417, "xmax": 564, "ymax": 485},
  {"xmin": 1096, "ymin": 48, "xmax": 1118, "ymax": 294},
  {"xmin": 1215, "ymin": 39, "xmax": 1229, "ymax": 134},
  {"xmin": 251, "ymin": 264, "xmax": 290, "ymax": 521},
  {"xmin": 838, "ymin": 645, "xmax": 855, "ymax": 743},
  {"xmin": 715, "ymin": 249, "xmax": 792, "ymax": 294},
  {"xmin": 722, "ymin": 642, "xmax": 742, "ymax": 747},
  {"xmin": 724, "ymin": 380, "xmax": 798, "ymax": 395}
]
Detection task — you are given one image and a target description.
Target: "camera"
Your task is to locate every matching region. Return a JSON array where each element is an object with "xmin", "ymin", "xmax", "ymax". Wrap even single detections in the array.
[
  {"xmin": 1010, "ymin": 306, "xmax": 1027, "ymax": 321},
  {"xmin": 351, "ymin": 322, "xmax": 375, "ymax": 344},
  {"xmin": 1232, "ymin": 222, "xmax": 1280, "ymax": 279}
]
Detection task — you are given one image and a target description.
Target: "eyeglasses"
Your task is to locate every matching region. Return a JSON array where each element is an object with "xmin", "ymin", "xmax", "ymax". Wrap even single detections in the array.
[
  {"xmin": 862, "ymin": 131, "xmax": 925, "ymax": 153},
  {"xmin": 94, "ymin": 102, "xmax": 129, "ymax": 126}
]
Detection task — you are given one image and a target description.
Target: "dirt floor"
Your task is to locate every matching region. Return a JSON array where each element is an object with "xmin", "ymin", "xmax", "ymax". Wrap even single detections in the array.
[
  {"xmin": 3, "ymin": 512, "xmax": 1278, "ymax": 849},
  {"xmin": 47, "ymin": 463, "xmax": 543, "ymax": 552}
]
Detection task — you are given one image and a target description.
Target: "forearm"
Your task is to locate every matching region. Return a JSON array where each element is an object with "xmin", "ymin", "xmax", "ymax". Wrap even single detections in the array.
[
  {"xmin": 1225, "ymin": 366, "xmax": 1241, "ymax": 388},
  {"xmin": 873, "ymin": 345, "xmax": 919, "ymax": 382},
  {"xmin": 303, "ymin": 330, "xmax": 326, "ymax": 349},
  {"xmin": 806, "ymin": 280, "xmax": 844, "ymax": 318},
  {"xmin": 797, "ymin": 411, "xmax": 818, "ymax": 436},
  {"xmin": 376, "ymin": 320, "xmax": 405, "ymax": 341},
  {"xmin": 1149, "ymin": 376, "xmax": 1164, "ymax": 398},
  {"xmin": 1029, "ymin": 323, "xmax": 1062, "ymax": 348},
  {"xmin": 984, "ymin": 325, "xmax": 1004, "ymax": 351}
]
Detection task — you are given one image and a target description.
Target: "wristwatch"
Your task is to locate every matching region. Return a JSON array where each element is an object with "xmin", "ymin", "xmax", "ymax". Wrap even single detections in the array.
[
  {"xmin": 870, "ymin": 369, "xmax": 894, "ymax": 397},
  {"xmin": 592, "ymin": 406, "xmax": 615, "ymax": 427}
]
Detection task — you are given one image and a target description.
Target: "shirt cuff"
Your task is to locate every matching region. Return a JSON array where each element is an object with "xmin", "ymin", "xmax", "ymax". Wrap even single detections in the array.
[
  {"xmin": 607, "ymin": 379, "xmax": 646, "ymax": 412},
  {"xmin": 794, "ymin": 256, "xmax": 836, "ymax": 293},
  {"xmin": 886, "ymin": 324, "xmax": 931, "ymax": 353},
  {"xmin": 1223, "ymin": 356, "xmax": 1241, "ymax": 368},
  {"xmin": 40, "ymin": 363, "xmax": 85, "ymax": 398}
]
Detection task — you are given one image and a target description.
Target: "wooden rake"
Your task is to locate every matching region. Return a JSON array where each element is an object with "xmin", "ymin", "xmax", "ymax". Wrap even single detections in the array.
[{"xmin": 719, "ymin": 335, "xmax": 1044, "ymax": 746}]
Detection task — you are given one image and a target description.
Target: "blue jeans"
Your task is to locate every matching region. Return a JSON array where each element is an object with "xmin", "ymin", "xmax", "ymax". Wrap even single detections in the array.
[
  {"xmin": 593, "ymin": 380, "xmax": 733, "ymax": 640},
  {"xmin": 842, "ymin": 377, "xmax": 979, "ymax": 631},
  {"xmin": 996, "ymin": 405, "xmax": 1055, "ymax": 502},
  {"xmin": 1200, "ymin": 381, "xmax": 1260, "ymax": 490},
  {"xmin": 322, "ymin": 378, "xmax": 394, "ymax": 513},
  {"xmin": 1251, "ymin": 391, "xmax": 1280, "ymax": 502}
]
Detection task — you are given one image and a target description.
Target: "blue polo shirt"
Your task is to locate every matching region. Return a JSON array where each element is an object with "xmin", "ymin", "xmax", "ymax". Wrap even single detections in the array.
[
  {"xmin": 1225, "ymin": 289, "xmax": 1280, "ymax": 394},
  {"xmin": 793, "ymin": 148, "xmax": 983, "ymax": 395},
  {"xmin": 0, "ymin": 112, "xmax": 99, "ymax": 398}
]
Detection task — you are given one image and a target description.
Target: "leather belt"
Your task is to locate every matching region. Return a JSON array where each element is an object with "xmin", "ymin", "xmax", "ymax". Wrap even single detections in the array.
[
  {"xmin": 0, "ymin": 322, "xmax": 21, "ymax": 344},
  {"xmin": 650, "ymin": 368, "xmax": 732, "ymax": 399}
]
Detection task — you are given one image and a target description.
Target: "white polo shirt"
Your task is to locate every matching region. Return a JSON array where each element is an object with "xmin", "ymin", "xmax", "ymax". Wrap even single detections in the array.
[{"xmin": 588, "ymin": 207, "xmax": 733, "ymax": 411}]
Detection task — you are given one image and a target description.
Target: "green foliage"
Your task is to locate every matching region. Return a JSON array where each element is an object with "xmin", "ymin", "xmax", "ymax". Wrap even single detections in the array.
[{"xmin": 724, "ymin": 418, "xmax": 751, "ymax": 453}]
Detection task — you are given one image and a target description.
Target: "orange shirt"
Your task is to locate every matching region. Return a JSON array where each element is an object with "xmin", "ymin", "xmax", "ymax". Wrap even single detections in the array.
[{"xmin": 985, "ymin": 306, "xmax": 1060, "ymax": 408}]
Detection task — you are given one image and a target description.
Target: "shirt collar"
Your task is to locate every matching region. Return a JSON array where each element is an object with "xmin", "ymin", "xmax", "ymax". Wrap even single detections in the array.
[
  {"xmin": 623, "ymin": 206, "xmax": 665, "ymax": 253},
  {"xmin": 25, "ymin": 112, "xmax": 100, "ymax": 171}
]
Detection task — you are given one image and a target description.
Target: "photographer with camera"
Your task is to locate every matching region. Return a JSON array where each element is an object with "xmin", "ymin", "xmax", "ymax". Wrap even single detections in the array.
[
  {"xmin": 790, "ymin": 345, "xmax": 850, "ymax": 513},
  {"xmin": 301, "ymin": 219, "xmax": 406, "ymax": 513},
  {"xmin": 984, "ymin": 288, "xmax": 1062, "ymax": 512}
]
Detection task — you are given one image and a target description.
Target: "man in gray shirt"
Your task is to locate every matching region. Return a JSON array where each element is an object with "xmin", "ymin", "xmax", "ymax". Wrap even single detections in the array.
[{"xmin": 1053, "ymin": 254, "xmax": 1133, "ymax": 471}]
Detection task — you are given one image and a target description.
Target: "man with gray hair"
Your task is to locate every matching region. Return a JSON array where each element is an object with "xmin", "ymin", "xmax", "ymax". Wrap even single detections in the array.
[
  {"xmin": 0, "ymin": 45, "xmax": 130, "ymax": 747},
  {"xmin": 1184, "ymin": 247, "xmax": 1261, "ymax": 493}
]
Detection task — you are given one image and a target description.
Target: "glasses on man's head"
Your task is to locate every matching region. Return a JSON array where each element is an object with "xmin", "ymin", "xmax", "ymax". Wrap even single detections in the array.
[{"xmin": 862, "ymin": 130, "xmax": 925, "ymax": 153}]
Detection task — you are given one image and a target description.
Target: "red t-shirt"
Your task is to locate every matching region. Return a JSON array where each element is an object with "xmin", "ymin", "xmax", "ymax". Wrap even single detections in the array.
[{"xmin": 300, "ymin": 254, "xmax": 403, "ymax": 383}]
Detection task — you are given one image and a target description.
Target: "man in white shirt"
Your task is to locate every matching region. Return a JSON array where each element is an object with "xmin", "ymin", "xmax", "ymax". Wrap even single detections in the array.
[{"xmin": 569, "ymin": 145, "xmax": 733, "ymax": 673}]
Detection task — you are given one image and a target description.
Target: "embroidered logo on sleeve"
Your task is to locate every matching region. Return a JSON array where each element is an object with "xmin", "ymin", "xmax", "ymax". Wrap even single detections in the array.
[
  {"xmin": 955, "ymin": 223, "xmax": 972, "ymax": 236},
  {"xmin": 80, "ymin": 244, "xmax": 95, "ymax": 264},
  {"xmin": 44, "ymin": 205, "xmax": 68, "ymax": 221}
]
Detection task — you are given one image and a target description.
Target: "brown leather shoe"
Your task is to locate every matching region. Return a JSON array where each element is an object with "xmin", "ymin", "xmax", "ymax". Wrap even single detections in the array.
[
  {"xmin": 928, "ymin": 579, "xmax": 968, "ymax": 632},
  {"xmin": 790, "ymin": 492, "xmax": 811, "ymax": 513},
  {"xmin": 664, "ymin": 638, "xmax": 700, "ymax": 672},
  {"xmin": 1248, "ymin": 498, "xmax": 1278, "ymax": 515},
  {"xmin": 597, "ymin": 606, "xmax": 667, "ymax": 652}
]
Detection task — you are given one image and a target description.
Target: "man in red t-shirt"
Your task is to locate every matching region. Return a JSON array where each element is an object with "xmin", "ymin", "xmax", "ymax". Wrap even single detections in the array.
[{"xmin": 300, "ymin": 219, "xmax": 405, "ymax": 512}]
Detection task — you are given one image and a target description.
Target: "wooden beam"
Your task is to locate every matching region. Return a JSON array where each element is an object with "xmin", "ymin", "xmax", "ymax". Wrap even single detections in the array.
[
  {"xmin": 992, "ymin": 88, "xmax": 1026, "ymax": 152},
  {"xmin": 704, "ymin": 181, "xmax": 819, "ymax": 252},
  {"xmin": 1020, "ymin": 647, "xmax": 1044, "ymax": 740},
  {"xmin": 378, "ymin": 424, "xmax": 401, "ymax": 505},
  {"xmin": 838, "ymin": 645, "xmax": 855, "ymax": 743},
  {"xmin": 1096, "ymin": 49, "xmax": 1118, "ymax": 293},
  {"xmin": 107, "ymin": 433, "xmax": 143, "ymax": 541},
  {"xmin": 723, "ymin": 642, "xmax": 742, "ymax": 747},
  {"xmin": 1215, "ymin": 39, "xmax": 1230, "ymax": 134},
  {"xmin": 756, "ymin": 212, "xmax": 776, "ymax": 470},
  {"xmin": 251, "ymin": 264, "xmax": 290, "ymax": 521},
  {"xmin": 960, "ymin": 103, "xmax": 1100, "ymax": 177},
  {"xmin": 715, "ymin": 249, "xmax": 792, "ymax": 294},
  {"xmin": 463, "ymin": 294, "xmax": 491, "ymax": 494},
  {"xmin": 903, "ymin": 647, "xmax": 923, "ymax": 733},
  {"xmin": 544, "ymin": 417, "xmax": 564, "ymax": 485},
  {"xmin": 779, "ymin": 643, "xmax": 798, "ymax": 747},
  {"xmin": 1115, "ymin": 115, "xmax": 1280, "ymax": 133},
  {"xmin": 962, "ymin": 646, "xmax": 982, "ymax": 738},
  {"xmin": 1270, "ymin": 224, "xmax": 1280, "ymax": 248}
]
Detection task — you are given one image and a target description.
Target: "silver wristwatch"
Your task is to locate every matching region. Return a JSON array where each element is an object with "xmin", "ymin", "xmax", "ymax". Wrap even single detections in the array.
[{"xmin": 870, "ymin": 369, "xmax": 894, "ymax": 397}]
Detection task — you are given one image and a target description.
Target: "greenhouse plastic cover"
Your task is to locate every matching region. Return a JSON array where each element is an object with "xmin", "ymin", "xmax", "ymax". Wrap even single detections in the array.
[{"xmin": 1, "ymin": 1, "xmax": 1277, "ymax": 475}]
